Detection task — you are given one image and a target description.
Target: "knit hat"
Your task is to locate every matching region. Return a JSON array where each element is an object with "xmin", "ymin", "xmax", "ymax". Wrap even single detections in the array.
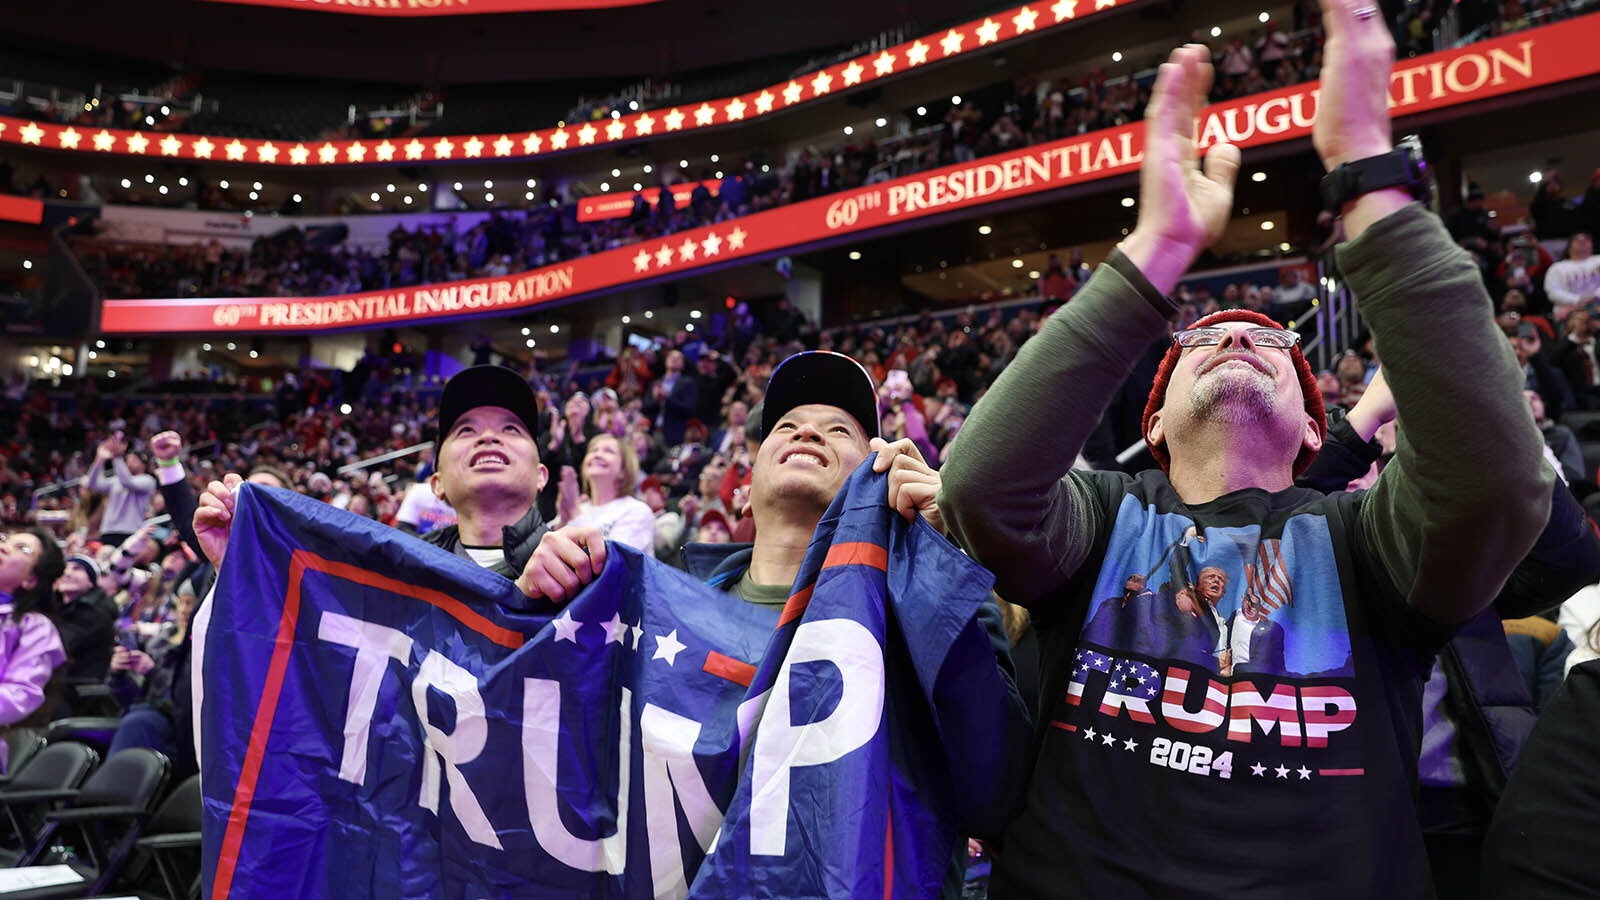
[
  {"xmin": 1141, "ymin": 309, "xmax": 1325, "ymax": 478},
  {"xmin": 65, "ymin": 554, "xmax": 101, "ymax": 584}
]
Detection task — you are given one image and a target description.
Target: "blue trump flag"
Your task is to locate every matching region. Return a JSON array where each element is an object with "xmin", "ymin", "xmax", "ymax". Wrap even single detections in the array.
[{"xmin": 197, "ymin": 468, "xmax": 1025, "ymax": 899}]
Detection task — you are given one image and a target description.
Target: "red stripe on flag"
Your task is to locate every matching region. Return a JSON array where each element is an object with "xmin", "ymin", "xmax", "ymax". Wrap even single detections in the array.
[
  {"xmin": 883, "ymin": 806, "xmax": 894, "ymax": 900},
  {"xmin": 703, "ymin": 651, "xmax": 756, "ymax": 687},
  {"xmin": 212, "ymin": 550, "xmax": 311, "ymax": 900},
  {"xmin": 1049, "ymin": 720, "xmax": 1078, "ymax": 732},
  {"xmin": 823, "ymin": 541, "xmax": 888, "ymax": 572},
  {"xmin": 305, "ymin": 552, "xmax": 525, "ymax": 648},
  {"xmin": 1318, "ymin": 768, "xmax": 1366, "ymax": 776},
  {"xmin": 776, "ymin": 584, "xmax": 815, "ymax": 627}
]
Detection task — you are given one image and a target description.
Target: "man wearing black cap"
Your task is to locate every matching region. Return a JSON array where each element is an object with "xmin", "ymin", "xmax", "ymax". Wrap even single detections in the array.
[{"xmin": 930, "ymin": 8, "xmax": 1551, "ymax": 899}]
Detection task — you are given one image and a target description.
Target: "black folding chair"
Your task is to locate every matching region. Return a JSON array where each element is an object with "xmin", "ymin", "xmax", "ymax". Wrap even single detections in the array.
[
  {"xmin": 0, "ymin": 733, "xmax": 47, "ymax": 789},
  {"xmin": 0, "ymin": 744, "xmax": 99, "ymax": 857}
]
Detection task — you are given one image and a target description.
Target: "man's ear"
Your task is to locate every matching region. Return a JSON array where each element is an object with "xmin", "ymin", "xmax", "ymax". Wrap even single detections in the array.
[
  {"xmin": 429, "ymin": 471, "xmax": 447, "ymax": 505},
  {"xmin": 1145, "ymin": 412, "xmax": 1166, "ymax": 452},
  {"xmin": 1302, "ymin": 416, "xmax": 1325, "ymax": 457},
  {"xmin": 535, "ymin": 464, "xmax": 550, "ymax": 493}
]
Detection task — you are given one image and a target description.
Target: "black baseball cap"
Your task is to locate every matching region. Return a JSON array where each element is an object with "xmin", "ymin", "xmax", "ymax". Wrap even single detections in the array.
[
  {"xmin": 436, "ymin": 366, "xmax": 542, "ymax": 451},
  {"xmin": 760, "ymin": 351, "xmax": 880, "ymax": 442}
]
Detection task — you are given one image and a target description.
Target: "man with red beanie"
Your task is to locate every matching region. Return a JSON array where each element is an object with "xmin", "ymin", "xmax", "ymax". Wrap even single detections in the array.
[{"xmin": 931, "ymin": 1, "xmax": 1552, "ymax": 897}]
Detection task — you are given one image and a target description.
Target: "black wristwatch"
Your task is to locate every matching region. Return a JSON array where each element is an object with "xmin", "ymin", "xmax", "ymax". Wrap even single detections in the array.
[{"xmin": 1319, "ymin": 135, "xmax": 1428, "ymax": 213}]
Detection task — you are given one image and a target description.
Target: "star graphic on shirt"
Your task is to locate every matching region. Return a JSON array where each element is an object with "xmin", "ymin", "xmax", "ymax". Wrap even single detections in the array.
[
  {"xmin": 727, "ymin": 227, "xmax": 747, "ymax": 250},
  {"xmin": 1145, "ymin": 685, "xmax": 1158, "ymax": 697},
  {"xmin": 192, "ymin": 135, "xmax": 215, "ymax": 158},
  {"xmin": 634, "ymin": 113, "xmax": 655, "ymax": 135},
  {"xmin": 782, "ymin": 81, "xmax": 804, "ymax": 105},
  {"xmin": 1274, "ymin": 764, "xmax": 1290, "ymax": 779},
  {"xmin": 653, "ymin": 629, "xmax": 687, "ymax": 665},
  {"xmin": 724, "ymin": 97, "xmax": 746, "ymax": 120},
  {"xmin": 492, "ymin": 134, "xmax": 514, "ymax": 156},
  {"xmin": 1250, "ymin": 762, "xmax": 1267, "ymax": 777},
  {"xmin": 18, "ymin": 122, "xmax": 44, "ymax": 145},
  {"xmin": 873, "ymin": 51, "xmax": 896, "ymax": 76},
  {"xmin": 1122, "ymin": 738, "xmax": 1138, "ymax": 752},
  {"xmin": 57, "ymin": 127, "xmax": 80, "ymax": 149},
  {"xmin": 664, "ymin": 108, "xmax": 686, "ymax": 130},
  {"xmin": 810, "ymin": 70, "xmax": 832, "ymax": 96},
  {"xmin": 318, "ymin": 143, "xmax": 339, "ymax": 164},
  {"xmin": 602, "ymin": 614, "xmax": 629, "ymax": 645},
  {"xmin": 347, "ymin": 142, "xmax": 367, "ymax": 163},
  {"xmin": 577, "ymin": 123, "xmax": 598, "ymax": 145},
  {"xmin": 678, "ymin": 238, "xmax": 698, "ymax": 262},
  {"xmin": 694, "ymin": 103, "xmax": 716, "ymax": 126},
  {"xmin": 126, "ymin": 131, "xmax": 150, "ymax": 154},
  {"xmin": 655, "ymin": 244, "xmax": 674, "ymax": 267},
  {"xmin": 633, "ymin": 248, "xmax": 652, "ymax": 272},
  {"xmin": 1051, "ymin": 0, "xmax": 1077, "ymax": 20},
  {"xmin": 701, "ymin": 232, "xmax": 723, "ymax": 256},
  {"xmin": 1100, "ymin": 732, "xmax": 1115, "ymax": 746},
  {"xmin": 551, "ymin": 610, "xmax": 582, "ymax": 643},
  {"xmin": 1297, "ymin": 766, "xmax": 1313, "ymax": 780},
  {"xmin": 92, "ymin": 130, "xmax": 116, "ymax": 151},
  {"xmin": 841, "ymin": 60, "xmax": 864, "ymax": 86},
  {"xmin": 1082, "ymin": 726, "xmax": 1098, "ymax": 742},
  {"xmin": 940, "ymin": 29, "xmax": 965, "ymax": 56},
  {"xmin": 375, "ymin": 140, "xmax": 397, "ymax": 161},
  {"xmin": 1013, "ymin": 6, "xmax": 1040, "ymax": 32},
  {"xmin": 463, "ymin": 135, "xmax": 485, "ymax": 157},
  {"xmin": 288, "ymin": 144, "xmax": 309, "ymax": 165},
  {"xmin": 906, "ymin": 40, "xmax": 930, "ymax": 65},
  {"xmin": 976, "ymin": 17, "xmax": 1002, "ymax": 45},
  {"xmin": 606, "ymin": 119, "xmax": 626, "ymax": 141}
]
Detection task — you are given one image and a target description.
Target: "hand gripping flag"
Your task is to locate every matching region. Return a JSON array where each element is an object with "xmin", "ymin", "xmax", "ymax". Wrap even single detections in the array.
[{"xmin": 198, "ymin": 466, "xmax": 1026, "ymax": 899}]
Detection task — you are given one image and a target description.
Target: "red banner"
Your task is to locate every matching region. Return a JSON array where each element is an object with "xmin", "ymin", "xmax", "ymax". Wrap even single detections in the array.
[
  {"xmin": 577, "ymin": 181, "xmax": 718, "ymax": 223},
  {"xmin": 0, "ymin": 195, "xmax": 44, "ymax": 225},
  {"xmin": 200, "ymin": 0, "xmax": 656, "ymax": 14},
  {"xmin": 99, "ymin": 18, "xmax": 1600, "ymax": 335}
]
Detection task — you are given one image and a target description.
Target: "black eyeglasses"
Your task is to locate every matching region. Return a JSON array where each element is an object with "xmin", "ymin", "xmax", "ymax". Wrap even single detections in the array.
[{"xmin": 1173, "ymin": 326, "xmax": 1301, "ymax": 350}]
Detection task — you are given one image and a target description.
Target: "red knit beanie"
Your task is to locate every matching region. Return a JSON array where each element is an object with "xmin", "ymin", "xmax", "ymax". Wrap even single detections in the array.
[{"xmin": 1141, "ymin": 309, "xmax": 1326, "ymax": 478}]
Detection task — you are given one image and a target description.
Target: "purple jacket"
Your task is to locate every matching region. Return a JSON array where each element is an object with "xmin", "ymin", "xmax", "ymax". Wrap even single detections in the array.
[{"xmin": 0, "ymin": 607, "xmax": 65, "ymax": 771}]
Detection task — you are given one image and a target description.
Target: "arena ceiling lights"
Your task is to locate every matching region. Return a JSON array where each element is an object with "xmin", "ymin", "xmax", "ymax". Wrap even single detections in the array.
[{"xmin": 0, "ymin": 0, "xmax": 1121, "ymax": 167}]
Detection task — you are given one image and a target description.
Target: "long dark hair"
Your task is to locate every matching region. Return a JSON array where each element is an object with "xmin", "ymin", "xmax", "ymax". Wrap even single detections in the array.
[{"xmin": 13, "ymin": 527, "xmax": 64, "ymax": 618}]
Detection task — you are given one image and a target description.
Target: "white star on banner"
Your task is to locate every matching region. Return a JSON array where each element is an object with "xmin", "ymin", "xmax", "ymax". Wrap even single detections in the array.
[
  {"xmin": 463, "ymin": 135, "xmax": 485, "ymax": 157},
  {"xmin": 664, "ymin": 108, "xmax": 686, "ymax": 130},
  {"xmin": 160, "ymin": 134, "xmax": 183, "ymax": 156},
  {"xmin": 318, "ymin": 143, "xmax": 338, "ymax": 164},
  {"xmin": 127, "ymin": 132, "xmax": 150, "ymax": 154},
  {"xmin": 1083, "ymin": 726, "xmax": 1098, "ymax": 741},
  {"xmin": 653, "ymin": 629, "xmax": 686, "ymax": 666},
  {"xmin": 225, "ymin": 139, "xmax": 246, "ymax": 161},
  {"xmin": 1297, "ymin": 766, "xmax": 1313, "ymax": 780},
  {"xmin": 633, "ymin": 248, "xmax": 651, "ymax": 272},
  {"xmin": 93, "ymin": 130, "xmax": 116, "ymax": 151},
  {"xmin": 289, "ymin": 144, "xmax": 309, "ymax": 164},
  {"xmin": 1275, "ymin": 765, "xmax": 1290, "ymax": 779},
  {"xmin": 606, "ymin": 119, "xmax": 625, "ymax": 141},
  {"xmin": 724, "ymin": 97, "xmax": 746, "ymax": 120},
  {"xmin": 694, "ymin": 104, "xmax": 716, "ymax": 126},
  {"xmin": 655, "ymin": 244, "xmax": 674, "ymax": 267},
  {"xmin": 433, "ymin": 137, "xmax": 453, "ymax": 158},
  {"xmin": 18, "ymin": 122, "xmax": 44, "ymax": 145},
  {"xmin": 1251, "ymin": 762, "xmax": 1267, "ymax": 776},
  {"xmin": 1052, "ymin": 0, "xmax": 1077, "ymax": 20},
  {"xmin": 782, "ymin": 81, "xmax": 804, "ymax": 105},
  {"xmin": 523, "ymin": 133, "xmax": 542, "ymax": 154},
  {"xmin": 550, "ymin": 129, "xmax": 570, "ymax": 150},
  {"xmin": 57, "ymin": 127, "xmax": 80, "ymax": 149},
  {"xmin": 1100, "ymin": 732, "xmax": 1115, "ymax": 746},
  {"xmin": 874, "ymin": 51, "xmax": 896, "ymax": 76},
  {"xmin": 602, "ymin": 614, "xmax": 628, "ymax": 645},
  {"xmin": 976, "ymin": 17, "xmax": 1002, "ymax": 44},
  {"xmin": 551, "ymin": 610, "xmax": 582, "ymax": 643},
  {"xmin": 906, "ymin": 40, "xmax": 930, "ymax": 65},
  {"xmin": 375, "ymin": 140, "xmax": 396, "ymax": 161},
  {"xmin": 1014, "ymin": 6, "xmax": 1039, "ymax": 32},
  {"xmin": 678, "ymin": 238, "xmax": 697, "ymax": 262},
  {"xmin": 257, "ymin": 142, "xmax": 278, "ymax": 163},
  {"xmin": 841, "ymin": 61, "xmax": 864, "ymax": 86},
  {"xmin": 405, "ymin": 139, "xmax": 425, "ymax": 160},
  {"xmin": 492, "ymin": 134, "xmax": 513, "ymax": 156},
  {"xmin": 941, "ymin": 29, "xmax": 965, "ymax": 56},
  {"xmin": 347, "ymin": 142, "xmax": 367, "ymax": 163},
  {"xmin": 1122, "ymin": 738, "xmax": 1138, "ymax": 752},
  {"xmin": 811, "ymin": 70, "xmax": 833, "ymax": 95},
  {"xmin": 578, "ymin": 123, "xmax": 598, "ymax": 145},
  {"xmin": 701, "ymin": 232, "xmax": 723, "ymax": 256},
  {"xmin": 727, "ymin": 227, "xmax": 747, "ymax": 250},
  {"xmin": 635, "ymin": 113, "xmax": 655, "ymax": 135},
  {"xmin": 754, "ymin": 91, "xmax": 774, "ymax": 114},
  {"xmin": 192, "ymin": 136, "xmax": 214, "ymax": 158}
]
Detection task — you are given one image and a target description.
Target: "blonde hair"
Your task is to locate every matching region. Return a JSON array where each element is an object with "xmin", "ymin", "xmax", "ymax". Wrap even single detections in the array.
[{"xmin": 581, "ymin": 433, "xmax": 640, "ymax": 499}]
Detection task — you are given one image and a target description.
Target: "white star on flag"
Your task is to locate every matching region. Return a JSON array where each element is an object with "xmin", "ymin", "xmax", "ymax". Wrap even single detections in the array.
[
  {"xmin": 1297, "ymin": 766, "xmax": 1313, "ymax": 780},
  {"xmin": 550, "ymin": 129, "xmax": 570, "ymax": 150},
  {"xmin": 810, "ymin": 70, "xmax": 832, "ymax": 95},
  {"xmin": 192, "ymin": 136, "xmax": 214, "ymax": 158},
  {"xmin": 404, "ymin": 139, "xmax": 425, "ymax": 160},
  {"xmin": 664, "ymin": 108, "xmax": 685, "ymax": 130},
  {"xmin": 1275, "ymin": 764, "xmax": 1290, "ymax": 779},
  {"xmin": 693, "ymin": 104, "xmax": 716, "ymax": 126},
  {"xmin": 635, "ymin": 113, "xmax": 655, "ymax": 135},
  {"xmin": 161, "ymin": 134, "xmax": 183, "ymax": 156},
  {"xmin": 225, "ymin": 139, "xmax": 246, "ymax": 160},
  {"xmin": 93, "ymin": 130, "xmax": 116, "ymax": 151},
  {"xmin": 655, "ymin": 244, "xmax": 674, "ymax": 267},
  {"xmin": 606, "ymin": 119, "xmax": 625, "ymax": 141},
  {"xmin": 492, "ymin": 134, "xmax": 513, "ymax": 156},
  {"xmin": 347, "ymin": 142, "xmax": 367, "ymax": 163},
  {"xmin": 318, "ymin": 143, "xmax": 338, "ymax": 164},
  {"xmin": 1083, "ymin": 726, "xmax": 1098, "ymax": 741},
  {"xmin": 523, "ymin": 132, "xmax": 542, "ymax": 154},
  {"xmin": 433, "ymin": 137, "xmax": 454, "ymax": 158},
  {"xmin": 1251, "ymin": 762, "xmax": 1267, "ymax": 776},
  {"xmin": 578, "ymin": 123, "xmax": 598, "ymax": 145},
  {"xmin": 463, "ymin": 135, "xmax": 485, "ymax": 157},
  {"xmin": 127, "ymin": 132, "xmax": 150, "ymax": 154},
  {"xmin": 907, "ymin": 40, "xmax": 930, "ymax": 65},
  {"xmin": 602, "ymin": 614, "xmax": 629, "ymax": 645},
  {"xmin": 633, "ymin": 248, "xmax": 652, "ymax": 272},
  {"xmin": 782, "ymin": 81, "xmax": 804, "ymax": 105},
  {"xmin": 653, "ymin": 629, "xmax": 686, "ymax": 666},
  {"xmin": 57, "ymin": 127, "xmax": 80, "ymax": 149},
  {"xmin": 1123, "ymin": 738, "xmax": 1138, "ymax": 751},
  {"xmin": 841, "ymin": 61, "xmax": 864, "ymax": 86},
  {"xmin": 941, "ymin": 29, "xmax": 965, "ymax": 56},
  {"xmin": 1096, "ymin": 0, "xmax": 1115, "ymax": 8},
  {"xmin": 754, "ymin": 91, "xmax": 774, "ymax": 114},
  {"xmin": 1052, "ymin": 0, "xmax": 1077, "ymax": 20},
  {"xmin": 873, "ymin": 51, "xmax": 896, "ymax": 76},
  {"xmin": 976, "ymin": 17, "xmax": 1002, "ymax": 44},
  {"xmin": 678, "ymin": 238, "xmax": 697, "ymax": 262},
  {"xmin": 724, "ymin": 97, "xmax": 746, "ymax": 120},
  {"xmin": 1014, "ymin": 6, "xmax": 1040, "ymax": 31},
  {"xmin": 375, "ymin": 140, "xmax": 396, "ymax": 161},
  {"xmin": 1101, "ymin": 732, "xmax": 1115, "ymax": 746},
  {"xmin": 702, "ymin": 232, "xmax": 722, "ymax": 256},
  {"xmin": 727, "ymin": 227, "xmax": 747, "ymax": 250},
  {"xmin": 18, "ymin": 122, "xmax": 44, "ymax": 145},
  {"xmin": 551, "ymin": 610, "xmax": 582, "ymax": 643},
  {"xmin": 289, "ymin": 144, "xmax": 309, "ymax": 165},
  {"xmin": 257, "ymin": 142, "xmax": 279, "ymax": 163}
]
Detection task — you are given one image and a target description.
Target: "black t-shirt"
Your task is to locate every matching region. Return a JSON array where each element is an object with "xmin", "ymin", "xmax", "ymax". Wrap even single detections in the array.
[{"xmin": 991, "ymin": 469, "xmax": 1449, "ymax": 899}]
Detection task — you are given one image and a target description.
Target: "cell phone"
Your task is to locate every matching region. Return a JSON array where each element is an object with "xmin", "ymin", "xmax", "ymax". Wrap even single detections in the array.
[
  {"xmin": 116, "ymin": 630, "xmax": 140, "ymax": 651},
  {"xmin": 151, "ymin": 526, "xmax": 173, "ymax": 543}
]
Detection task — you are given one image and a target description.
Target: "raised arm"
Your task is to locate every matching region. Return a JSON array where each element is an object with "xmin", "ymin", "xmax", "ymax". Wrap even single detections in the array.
[{"xmin": 938, "ymin": 45, "xmax": 1240, "ymax": 607}]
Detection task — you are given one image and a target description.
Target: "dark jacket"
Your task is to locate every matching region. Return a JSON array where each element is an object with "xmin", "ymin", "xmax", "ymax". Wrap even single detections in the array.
[
  {"xmin": 422, "ymin": 505, "xmax": 550, "ymax": 580},
  {"xmin": 54, "ymin": 588, "xmax": 119, "ymax": 682},
  {"xmin": 682, "ymin": 541, "xmax": 752, "ymax": 589}
]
